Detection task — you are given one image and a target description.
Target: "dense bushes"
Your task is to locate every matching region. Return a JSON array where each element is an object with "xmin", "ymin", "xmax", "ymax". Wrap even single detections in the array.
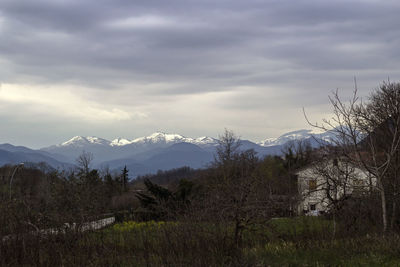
[{"xmin": 333, "ymin": 194, "xmax": 382, "ymax": 236}]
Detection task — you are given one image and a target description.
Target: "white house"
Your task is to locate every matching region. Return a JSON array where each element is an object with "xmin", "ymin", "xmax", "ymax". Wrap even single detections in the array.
[{"xmin": 296, "ymin": 158, "xmax": 376, "ymax": 216}]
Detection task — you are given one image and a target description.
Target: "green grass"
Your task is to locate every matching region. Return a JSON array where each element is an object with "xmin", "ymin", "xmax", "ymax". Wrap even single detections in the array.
[
  {"xmin": 242, "ymin": 216, "xmax": 334, "ymax": 244},
  {"xmin": 247, "ymin": 236, "xmax": 400, "ymax": 266},
  {"xmin": 92, "ymin": 218, "xmax": 400, "ymax": 266},
  {"xmin": 267, "ymin": 216, "xmax": 333, "ymax": 235},
  {"xmin": 242, "ymin": 217, "xmax": 400, "ymax": 266}
]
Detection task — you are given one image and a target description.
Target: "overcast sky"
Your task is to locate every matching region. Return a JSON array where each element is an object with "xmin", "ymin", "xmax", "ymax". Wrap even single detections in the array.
[{"xmin": 0, "ymin": 0, "xmax": 399, "ymax": 148}]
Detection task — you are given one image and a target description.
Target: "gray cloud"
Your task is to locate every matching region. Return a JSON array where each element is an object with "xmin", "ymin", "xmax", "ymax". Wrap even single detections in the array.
[{"xmin": 0, "ymin": 0, "xmax": 400, "ymax": 147}]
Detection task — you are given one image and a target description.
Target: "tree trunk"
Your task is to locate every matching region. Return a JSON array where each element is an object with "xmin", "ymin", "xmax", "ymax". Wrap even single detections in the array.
[
  {"xmin": 380, "ymin": 188, "xmax": 388, "ymax": 233},
  {"xmin": 233, "ymin": 215, "xmax": 243, "ymax": 248},
  {"xmin": 332, "ymin": 211, "xmax": 336, "ymax": 240},
  {"xmin": 390, "ymin": 196, "xmax": 396, "ymax": 231}
]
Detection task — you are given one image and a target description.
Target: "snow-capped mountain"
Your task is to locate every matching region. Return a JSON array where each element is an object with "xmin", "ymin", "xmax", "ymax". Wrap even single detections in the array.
[
  {"xmin": 43, "ymin": 130, "xmax": 335, "ymax": 162},
  {"xmin": 41, "ymin": 132, "xmax": 219, "ymax": 163},
  {"xmin": 0, "ymin": 129, "xmax": 340, "ymax": 177},
  {"xmin": 192, "ymin": 136, "xmax": 219, "ymax": 146},
  {"xmin": 258, "ymin": 129, "xmax": 336, "ymax": 147},
  {"xmin": 55, "ymin": 132, "xmax": 218, "ymax": 149},
  {"xmin": 110, "ymin": 138, "xmax": 132, "ymax": 147},
  {"xmin": 35, "ymin": 129, "xmax": 336, "ymax": 176},
  {"xmin": 60, "ymin": 136, "xmax": 110, "ymax": 147},
  {"xmin": 131, "ymin": 132, "xmax": 190, "ymax": 145},
  {"xmin": 116, "ymin": 132, "xmax": 219, "ymax": 148}
]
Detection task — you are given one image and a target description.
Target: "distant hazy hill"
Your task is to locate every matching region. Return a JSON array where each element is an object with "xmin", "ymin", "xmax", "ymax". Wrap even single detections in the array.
[{"xmin": 0, "ymin": 145, "xmax": 72, "ymax": 169}]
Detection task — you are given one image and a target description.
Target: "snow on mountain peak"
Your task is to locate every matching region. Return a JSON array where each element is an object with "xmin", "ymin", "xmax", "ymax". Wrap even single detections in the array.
[
  {"xmin": 279, "ymin": 129, "xmax": 313, "ymax": 139},
  {"xmin": 110, "ymin": 138, "xmax": 132, "ymax": 146},
  {"xmin": 60, "ymin": 136, "xmax": 85, "ymax": 146},
  {"xmin": 163, "ymin": 133, "xmax": 187, "ymax": 142},
  {"xmin": 60, "ymin": 136, "xmax": 110, "ymax": 147},
  {"xmin": 57, "ymin": 132, "xmax": 220, "ymax": 149},
  {"xmin": 257, "ymin": 137, "xmax": 278, "ymax": 147},
  {"xmin": 193, "ymin": 136, "xmax": 218, "ymax": 145},
  {"xmin": 86, "ymin": 136, "xmax": 109, "ymax": 145},
  {"xmin": 56, "ymin": 129, "xmax": 334, "ymax": 150},
  {"xmin": 151, "ymin": 132, "xmax": 183, "ymax": 140},
  {"xmin": 258, "ymin": 129, "xmax": 314, "ymax": 147},
  {"xmin": 258, "ymin": 129, "xmax": 336, "ymax": 147},
  {"xmin": 131, "ymin": 132, "xmax": 190, "ymax": 145}
]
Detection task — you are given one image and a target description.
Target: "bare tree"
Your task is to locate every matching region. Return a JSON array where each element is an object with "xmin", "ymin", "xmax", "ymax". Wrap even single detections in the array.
[
  {"xmin": 306, "ymin": 151, "xmax": 374, "ymax": 237},
  {"xmin": 202, "ymin": 130, "xmax": 282, "ymax": 247},
  {"xmin": 76, "ymin": 151, "xmax": 94, "ymax": 176},
  {"xmin": 281, "ymin": 139, "xmax": 313, "ymax": 171},
  {"xmin": 305, "ymin": 81, "xmax": 400, "ymax": 233}
]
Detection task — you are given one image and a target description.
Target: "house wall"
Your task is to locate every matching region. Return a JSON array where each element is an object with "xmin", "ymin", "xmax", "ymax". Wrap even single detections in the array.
[{"xmin": 296, "ymin": 160, "xmax": 375, "ymax": 216}]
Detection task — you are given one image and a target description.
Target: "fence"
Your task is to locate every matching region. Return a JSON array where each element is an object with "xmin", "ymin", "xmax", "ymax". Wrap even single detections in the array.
[{"xmin": 2, "ymin": 216, "xmax": 116, "ymax": 242}]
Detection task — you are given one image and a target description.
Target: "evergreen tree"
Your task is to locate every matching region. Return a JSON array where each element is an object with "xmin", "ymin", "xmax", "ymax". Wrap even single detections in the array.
[{"xmin": 121, "ymin": 166, "xmax": 129, "ymax": 192}]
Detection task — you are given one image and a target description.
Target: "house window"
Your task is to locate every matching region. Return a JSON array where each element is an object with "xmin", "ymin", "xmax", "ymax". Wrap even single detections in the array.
[
  {"xmin": 352, "ymin": 179, "xmax": 364, "ymax": 196},
  {"xmin": 310, "ymin": 204, "xmax": 316, "ymax": 211},
  {"xmin": 353, "ymin": 179, "xmax": 363, "ymax": 187},
  {"xmin": 309, "ymin": 179, "xmax": 317, "ymax": 190}
]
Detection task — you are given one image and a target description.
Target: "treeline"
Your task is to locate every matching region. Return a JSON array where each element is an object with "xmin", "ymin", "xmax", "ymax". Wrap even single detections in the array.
[
  {"xmin": 133, "ymin": 166, "xmax": 200, "ymax": 187},
  {"xmin": 0, "ymin": 158, "xmax": 134, "ymax": 237}
]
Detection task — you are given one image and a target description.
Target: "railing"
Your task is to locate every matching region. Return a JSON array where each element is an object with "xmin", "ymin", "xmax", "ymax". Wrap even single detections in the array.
[{"xmin": 2, "ymin": 216, "xmax": 115, "ymax": 242}]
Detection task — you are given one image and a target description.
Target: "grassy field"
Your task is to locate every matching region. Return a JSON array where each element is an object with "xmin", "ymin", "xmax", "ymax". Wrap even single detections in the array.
[
  {"xmin": 89, "ymin": 218, "xmax": 400, "ymax": 266},
  {"xmin": 2, "ymin": 217, "xmax": 400, "ymax": 266}
]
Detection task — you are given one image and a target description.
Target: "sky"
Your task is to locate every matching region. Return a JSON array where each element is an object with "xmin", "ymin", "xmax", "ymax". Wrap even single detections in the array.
[{"xmin": 0, "ymin": 0, "xmax": 399, "ymax": 148}]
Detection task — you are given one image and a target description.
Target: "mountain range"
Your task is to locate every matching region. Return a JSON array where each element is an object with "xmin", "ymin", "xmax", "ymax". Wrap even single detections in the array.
[{"xmin": 0, "ymin": 129, "xmax": 336, "ymax": 177}]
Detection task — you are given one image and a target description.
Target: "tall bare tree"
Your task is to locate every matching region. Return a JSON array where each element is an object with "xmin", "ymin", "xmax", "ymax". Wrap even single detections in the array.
[
  {"xmin": 307, "ymin": 151, "xmax": 375, "ymax": 237},
  {"xmin": 202, "ymin": 130, "xmax": 289, "ymax": 247},
  {"xmin": 76, "ymin": 151, "xmax": 93, "ymax": 176},
  {"xmin": 306, "ymin": 81, "xmax": 400, "ymax": 233}
]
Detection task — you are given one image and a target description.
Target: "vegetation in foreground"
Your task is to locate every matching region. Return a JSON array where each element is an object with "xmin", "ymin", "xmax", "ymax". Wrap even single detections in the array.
[{"xmin": 2, "ymin": 217, "xmax": 400, "ymax": 266}]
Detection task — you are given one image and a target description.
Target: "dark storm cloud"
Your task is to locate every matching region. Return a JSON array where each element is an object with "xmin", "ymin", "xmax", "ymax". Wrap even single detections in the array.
[
  {"xmin": 1, "ymin": 0, "xmax": 397, "ymax": 90},
  {"xmin": 1, "ymin": 0, "xmax": 400, "ymax": 146}
]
